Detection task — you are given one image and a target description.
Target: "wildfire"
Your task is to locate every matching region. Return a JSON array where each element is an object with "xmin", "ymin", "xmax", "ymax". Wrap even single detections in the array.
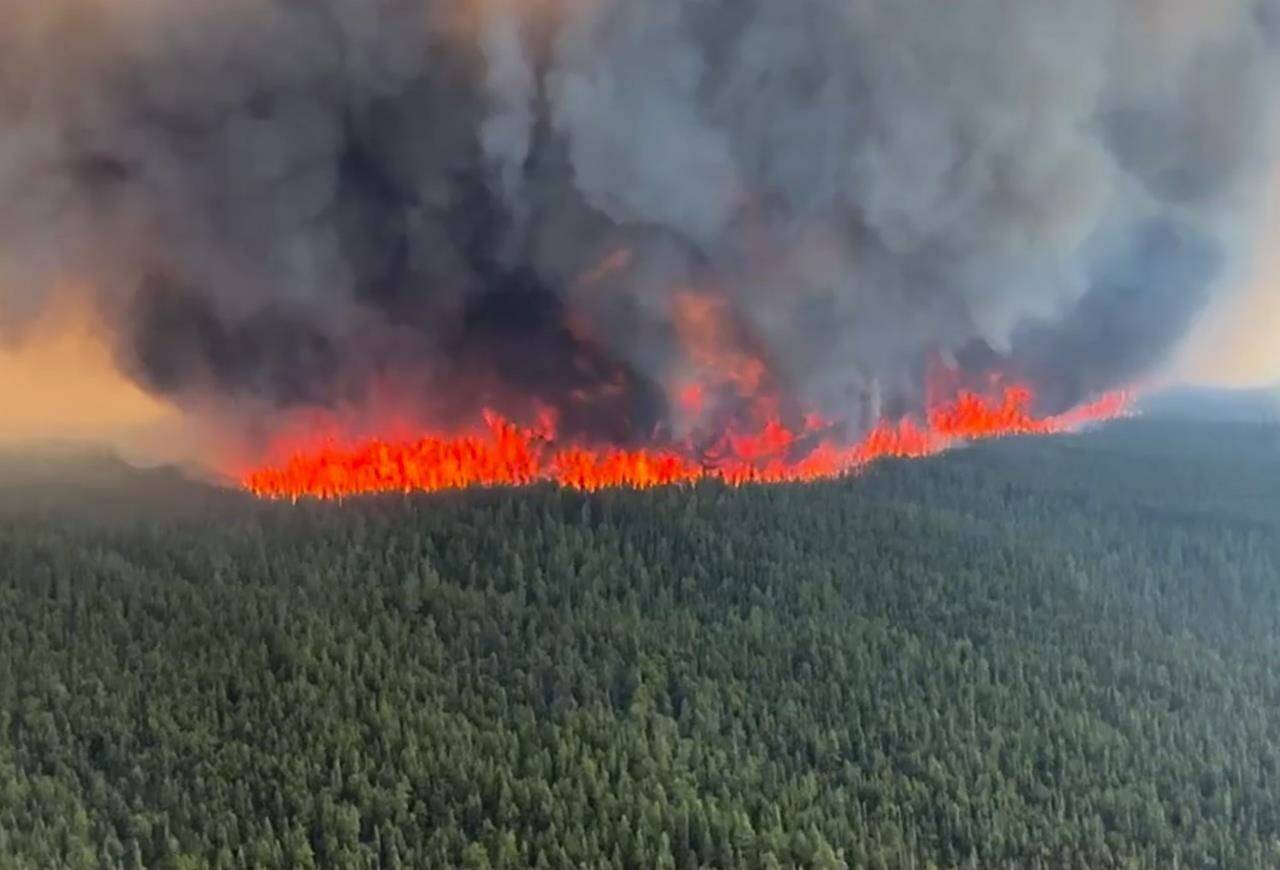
[
  {"xmin": 241, "ymin": 386, "xmax": 1132, "ymax": 500},
  {"xmin": 671, "ymin": 290, "xmax": 772, "ymax": 399}
]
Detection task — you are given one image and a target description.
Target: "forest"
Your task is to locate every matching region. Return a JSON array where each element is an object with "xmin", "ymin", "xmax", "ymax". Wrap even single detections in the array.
[{"xmin": 3, "ymin": 418, "xmax": 1280, "ymax": 868}]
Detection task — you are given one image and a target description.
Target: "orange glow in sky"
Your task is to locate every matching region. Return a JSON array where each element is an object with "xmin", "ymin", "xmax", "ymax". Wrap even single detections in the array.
[
  {"xmin": 0, "ymin": 300, "xmax": 178, "ymax": 446},
  {"xmin": 1182, "ymin": 156, "xmax": 1280, "ymax": 388}
]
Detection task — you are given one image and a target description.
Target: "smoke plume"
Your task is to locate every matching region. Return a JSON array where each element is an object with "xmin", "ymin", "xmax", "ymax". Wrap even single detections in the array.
[{"xmin": 2, "ymin": 0, "xmax": 1278, "ymax": 448}]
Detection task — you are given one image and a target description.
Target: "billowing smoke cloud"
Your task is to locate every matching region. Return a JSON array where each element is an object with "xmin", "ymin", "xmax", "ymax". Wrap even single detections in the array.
[{"xmin": 2, "ymin": 0, "xmax": 1278, "ymax": 446}]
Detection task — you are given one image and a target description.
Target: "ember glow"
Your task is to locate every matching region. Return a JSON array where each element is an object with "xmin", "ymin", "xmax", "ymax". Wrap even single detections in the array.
[{"xmin": 241, "ymin": 386, "xmax": 1131, "ymax": 500}]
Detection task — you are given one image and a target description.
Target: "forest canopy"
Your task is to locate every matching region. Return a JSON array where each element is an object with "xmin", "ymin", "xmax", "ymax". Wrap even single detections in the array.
[{"xmin": 2, "ymin": 419, "xmax": 1280, "ymax": 868}]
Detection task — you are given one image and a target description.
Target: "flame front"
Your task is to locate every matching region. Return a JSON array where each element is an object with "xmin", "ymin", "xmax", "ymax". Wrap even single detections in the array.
[{"xmin": 241, "ymin": 386, "xmax": 1132, "ymax": 500}]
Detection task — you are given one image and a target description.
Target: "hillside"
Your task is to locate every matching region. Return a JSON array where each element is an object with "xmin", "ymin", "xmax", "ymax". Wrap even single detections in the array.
[{"xmin": 3, "ymin": 419, "xmax": 1280, "ymax": 868}]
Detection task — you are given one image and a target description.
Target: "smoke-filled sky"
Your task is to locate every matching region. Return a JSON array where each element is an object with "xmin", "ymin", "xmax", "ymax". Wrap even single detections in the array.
[
  {"xmin": 1181, "ymin": 152, "xmax": 1280, "ymax": 387},
  {"xmin": 1, "ymin": 0, "xmax": 1278, "ymax": 455},
  {"xmin": 0, "ymin": 303, "xmax": 167, "ymax": 444},
  {"xmin": 0, "ymin": 296, "xmax": 195, "ymax": 459}
]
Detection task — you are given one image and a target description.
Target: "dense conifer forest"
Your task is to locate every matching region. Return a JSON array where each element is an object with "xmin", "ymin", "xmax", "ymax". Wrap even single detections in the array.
[{"xmin": 3, "ymin": 419, "xmax": 1280, "ymax": 869}]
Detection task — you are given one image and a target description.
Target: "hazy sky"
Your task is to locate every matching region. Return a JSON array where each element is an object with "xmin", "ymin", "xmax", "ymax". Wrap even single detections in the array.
[
  {"xmin": 1181, "ymin": 157, "xmax": 1280, "ymax": 388},
  {"xmin": 0, "ymin": 299, "xmax": 180, "ymax": 450}
]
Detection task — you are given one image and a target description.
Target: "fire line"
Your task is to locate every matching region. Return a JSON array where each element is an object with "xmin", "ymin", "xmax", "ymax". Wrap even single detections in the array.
[{"xmin": 241, "ymin": 387, "xmax": 1131, "ymax": 501}]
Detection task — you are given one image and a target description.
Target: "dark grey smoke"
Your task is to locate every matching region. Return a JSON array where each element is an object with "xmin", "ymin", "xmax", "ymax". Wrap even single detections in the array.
[
  {"xmin": 1002, "ymin": 218, "xmax": 1222, "ymax": 412},
  {"xmin": 1, "ymin": 0, "xmax": 1278, "ymax": 442}
]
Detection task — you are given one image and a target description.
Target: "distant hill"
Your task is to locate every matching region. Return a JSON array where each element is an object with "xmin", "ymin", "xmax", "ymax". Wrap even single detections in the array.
[
  {"xmin": 0, "ymin": 444, "xmax": 222, "ymax": 519},
  {"xmin": 1137, "ymin": 384, "xmax": 1279, "ymax": 423}
]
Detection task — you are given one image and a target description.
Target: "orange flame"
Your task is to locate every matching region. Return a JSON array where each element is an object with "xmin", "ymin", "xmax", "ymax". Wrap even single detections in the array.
[
  {"xmin": 241, "ymin": 386, "xmax": 1133, "ymax": 500},
  {"xmin": 671, "ymin": 291, "xmax": 770, "ymax": 399}
]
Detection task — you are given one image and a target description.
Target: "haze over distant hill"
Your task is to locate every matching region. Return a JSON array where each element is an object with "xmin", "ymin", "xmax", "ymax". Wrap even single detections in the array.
[{"xmin": 1138, "ymin": 385, "xmax": 1279, "ymax": 423}]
